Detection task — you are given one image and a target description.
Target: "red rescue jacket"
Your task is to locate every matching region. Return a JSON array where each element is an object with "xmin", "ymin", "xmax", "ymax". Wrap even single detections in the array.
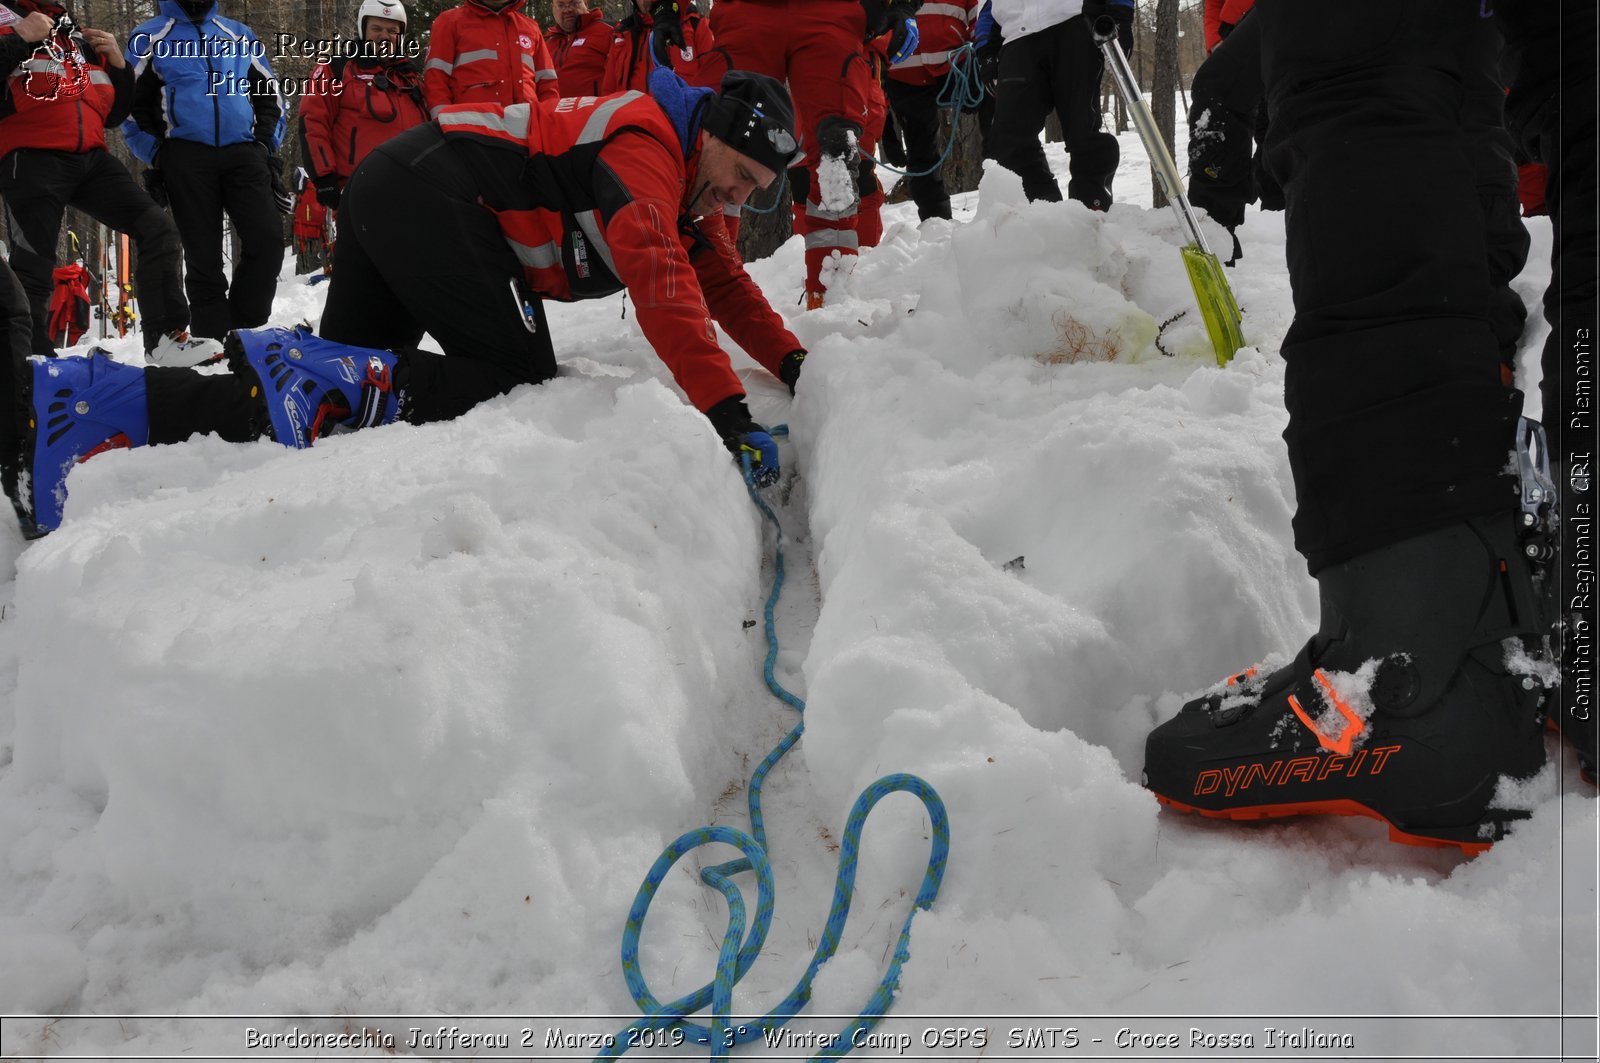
[
  {"xmin": 0, "ymin": 0, "xmax": 131, "ymax": 158},
  {"xmin": 431, "ymin": 88, "xmax": 800, "ymax": 412},
  {"xmin": 423, "ymin": 0, "xmax": 559, "ymax": 117},
  {"xmin": 600, "ymin": 8, "xmax": 726, "ymax": 95},
  {"xmin": 887, "ymin": 0, "xmax": 978, "ymax": 87},
  {"xmin": 300, "ymin": 55, "xmax": 427, "ymax": 187},
  {"xmin": 545, "ymin": 7, "xmax": 613, "ymax": 98}
]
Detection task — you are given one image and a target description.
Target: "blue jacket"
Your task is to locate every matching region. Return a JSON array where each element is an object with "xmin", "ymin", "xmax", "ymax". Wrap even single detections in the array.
[{"xmin": 119, "ymin": 0, "xmax": 284, "ymax": 163}]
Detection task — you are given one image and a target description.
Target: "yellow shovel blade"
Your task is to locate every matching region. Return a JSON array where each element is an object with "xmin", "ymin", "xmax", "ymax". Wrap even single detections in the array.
[{"xmin": 1182, "ymin": 244, "xmax": 1246, "ymax": 367}]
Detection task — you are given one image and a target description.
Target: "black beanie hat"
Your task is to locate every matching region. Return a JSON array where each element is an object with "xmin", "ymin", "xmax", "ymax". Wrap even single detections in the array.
[{"xmin": 700, "ymin": 71, "xmax": 804, "ymax": 174}]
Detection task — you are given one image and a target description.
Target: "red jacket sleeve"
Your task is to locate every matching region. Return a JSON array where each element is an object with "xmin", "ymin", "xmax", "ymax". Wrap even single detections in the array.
[
  {"xmin": 685, "ymin": 217, "xmax": 798, "ymax": 380},
  {"xmin": 299, "ymin": 60, "xmax": 340, "ymax": 183},
  {"xmin": 423, "ymin": 10, "xmax": 457, "ymax": 116},
  {"xmin": 596, "ymin": 133, "xmax": 746, "ymax": 413}
]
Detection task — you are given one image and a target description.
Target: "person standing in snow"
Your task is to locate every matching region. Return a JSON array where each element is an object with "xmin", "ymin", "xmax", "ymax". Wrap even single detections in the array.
[
  {"xmin": 1141, "ymin": 0, "xmax": 1592, "ymax": 848},
  {"xmin": 299, "ymin": 0, "xmax": 427, "ymax": 218},
  {"xmin": 121, "ymin": 0, "xmax": 287, "ymax": 356},
  {"xmin": 422, "ymin": 0, "xmax": 559, "ymax": 117},
  {"xmin": 9, "ymin": 69, "xmax": 810, "ymax": 538},
  {"xmin": 709, "ymin": 0, "xmax": 922, "ymax": 310},
  {"xmin": 883, "ymin": 0, "xmax": 982, "ymax": 223},
  {"xmin": 977, "ymin": 0, "xmax": 1129, "ymax": 209},
  {"xmin": 0, "ymin": 0, "xmax": 215, "ymax": 365},
  {"xmin": 545, "ymin": 0, "xmax": 613, "ymax": 99}
]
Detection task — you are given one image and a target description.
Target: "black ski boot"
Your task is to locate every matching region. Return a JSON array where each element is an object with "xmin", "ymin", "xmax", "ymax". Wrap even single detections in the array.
[{"xmin": 1143, "ymin": 512, "xmax": 1553, "ymax": 855}]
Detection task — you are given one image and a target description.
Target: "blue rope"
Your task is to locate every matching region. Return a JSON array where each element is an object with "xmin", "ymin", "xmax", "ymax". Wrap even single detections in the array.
[
  {"xmin": 865, "ymin": 43, "xmax": 986, "ymax": 179},
  {"xmin": 605, "ymin": 428, "xmax": 951, "ymax": 1062}
]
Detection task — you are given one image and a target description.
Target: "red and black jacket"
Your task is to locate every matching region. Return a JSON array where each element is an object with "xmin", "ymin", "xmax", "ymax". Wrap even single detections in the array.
[
  {"xmin": 300, "ymin": 54, "xmax": 427, "ymax": 188},
  {"xmin": 545, "ymin": 7, "xmax": 613, "ymax": 98},
  {"xmin": 417, "ymin": 86, "xmax": 800, "ymax": 413},
  {"xmin": 0, "ymin": 0, "xmax": 131, "ymax": 159}
]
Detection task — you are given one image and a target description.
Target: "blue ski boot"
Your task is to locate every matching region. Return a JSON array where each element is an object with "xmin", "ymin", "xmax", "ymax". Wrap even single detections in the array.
[
  {"xmin": 226, "ymin": 327, "xmax": 402, "ymax": 449},
  {"xmin": 28, "ymin": 351, "xmax": 151, "ymax": 535}
]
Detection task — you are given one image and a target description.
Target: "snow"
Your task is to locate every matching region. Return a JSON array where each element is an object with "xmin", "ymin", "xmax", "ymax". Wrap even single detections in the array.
[{"xmin": 0, "ymin": 117, "xmax": 1593, "ymax": 1062}]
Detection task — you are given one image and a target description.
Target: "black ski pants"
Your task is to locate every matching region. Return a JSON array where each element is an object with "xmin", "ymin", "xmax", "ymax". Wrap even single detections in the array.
[
  {"xmin": 319, "ymin": 126, "xmax": 557, "ymax": 426},
  {"xmin": 1259, "ymin": 0, "xmax": 1531, "ymax": 572},
  {"xmin": 0, "ymin": 147, "xmax": 188, "ymax": 356},
  {"xmin": 985, "ymin": 15, "xmax": 1118, "ymax": 209},
  {"xmin": 885, "ymin": 79, "xmax": 953, "ymax": 220},
  {"xmin": 159, "ymin": 138, "xmax": 284, "ymax": 341}
]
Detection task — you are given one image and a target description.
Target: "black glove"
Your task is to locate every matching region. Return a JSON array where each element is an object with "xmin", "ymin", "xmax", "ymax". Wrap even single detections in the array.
[
  {"xmin": 1217, "ymin": 19, "xmax": 1235, "ymax": 40},
  {"xmin": 977, "ymin": 39, "xmax": 1001, "ymax": 90},
  {"xmin": 313, "ymin": 176, "xmax": 342, "ymax": 211},
  {"xmin": 884, "ymin": 2, "xmax": 919, "ymax": 64},
  {"xmin": 778, "ymin": 349, "xmax": 806, "ymax": 394},
  {"xmin": 649, "ymin": 0, "xmax": 684, "ymax": 65},
  {"xmin": 141, "ymin": 167, "xmax": 168, "ymax": 208},
  {"xmin": 704, "ymin": 394, "xmax": 780, "ymax": 487}
]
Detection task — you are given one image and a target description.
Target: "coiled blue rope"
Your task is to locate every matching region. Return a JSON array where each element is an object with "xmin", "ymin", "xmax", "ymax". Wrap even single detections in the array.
[
  {"xmin": 604, "ymin": 429, "xmax": 951, "ymax": 1062},
  {"xmin": 865, "ymin": 43, "xmax": 987, "ymax": 179}
]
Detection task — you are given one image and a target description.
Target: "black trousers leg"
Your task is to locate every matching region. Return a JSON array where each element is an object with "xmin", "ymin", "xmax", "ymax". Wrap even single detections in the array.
[
  {"xmin": 1056, "ymin": 16, "xmax": 1118, "ymax": 210},
  {"xmin": 0, "ymin": 149, "xmax": 76, "ymax": 357},
  {"xmin": 1458, "ymin": 16, "xmax": 1530, "ymax": 370},
  {"xmin": 1187, "ymin": 10, "xmax": 1262, "ymax": 230},
  {"xmin": 218, "ymin": 143, "xmax": 285, "ymax": 330},
  {"xmin": 160, "ymin": 138, "xmax": 233, "ymax": 342},
  {"xmin": 324, "ymin": 141, "xmax": 556, "ymax": 427},
  {"xmin": 1260, "ymin": 0, "xmax": 1521, "ymax": 572},
  {"xmin": 987, "ymin": 29, "xmax": 1064, "ymax": 202},
  {"xmin": 886, "ymin": 78, "xmax": 951, "ymax": 219},
  {"xmin": 72, "ymin": 149, "xmax": 191, "ymax": 347}
]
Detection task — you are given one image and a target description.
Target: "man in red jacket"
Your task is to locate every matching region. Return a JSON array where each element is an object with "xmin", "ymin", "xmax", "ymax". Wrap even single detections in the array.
[
  {"xmin": 423, "ymin": 0, "xmax": 559, "ymax": 116},
  {"xmin": 16, "ymin": 68, "xmax": 808, "ymax": 535},
  {"xmin": 0, "ymin": 0, "xmax": 216, "ymax": 364},
  {"xmin": 546, "ymin": 0, "xmax": 612, "ymax": 98},
  {"xmin": 300, "ymin": 0, "xmax": 428, "ymax": 214}
]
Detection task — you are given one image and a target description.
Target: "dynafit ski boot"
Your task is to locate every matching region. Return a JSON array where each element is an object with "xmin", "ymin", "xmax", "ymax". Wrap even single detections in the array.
[{"xmin": 1143, "ymin": 511, "xmax": 1553, "ymax": 855}]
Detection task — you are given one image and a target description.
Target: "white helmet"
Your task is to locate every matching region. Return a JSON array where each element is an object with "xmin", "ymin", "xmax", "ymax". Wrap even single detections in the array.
[{"xmin": 358, "ymin": 0, "xmax": 407, "ymax": 36}]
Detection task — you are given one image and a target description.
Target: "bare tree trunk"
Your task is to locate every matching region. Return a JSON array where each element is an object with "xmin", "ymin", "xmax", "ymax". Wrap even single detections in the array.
[
  {"xmin": 736, "ymin": 179, "xmax": 793, "ymax": 263},
  {"xmin": 1150, "ymin": 0, "xmax": 1179, "ymax": 209}
]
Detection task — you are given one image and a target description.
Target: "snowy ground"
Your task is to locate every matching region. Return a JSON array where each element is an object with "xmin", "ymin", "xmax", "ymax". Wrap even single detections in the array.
[{"xmin": 0, "ymin": 119, "xmax": 1594, "ymax": 1063}]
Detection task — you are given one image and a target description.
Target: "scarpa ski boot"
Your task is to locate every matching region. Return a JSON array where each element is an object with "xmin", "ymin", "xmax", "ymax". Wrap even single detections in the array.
[
  {"xmin": 226, "ymin": 327, "xmax": 401, "ymax": 449},
  {"xmin": 27, "ymin": 351, "xmax": 151, "ymax": 535},
  {"xmin": 1143, "ymin": 512, "xmax": 1554, "ymax": 855}
]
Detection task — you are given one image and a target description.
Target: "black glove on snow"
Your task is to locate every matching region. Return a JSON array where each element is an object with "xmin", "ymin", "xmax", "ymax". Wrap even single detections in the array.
[
  {"xmin": 141, "ymin": 167, "xmax": 169, "ymax": 208},
  {"xmin": 704, "ymin": 394, "xmax": 780, "ymax": 487},
  {"xmin": 778, "ymin": 350, "xmax": 806, "ymax": 394},
  {"xmin": 649, "ymin": 0, "xmax": 684, "ymax": 65},
  {"xmin": 313, "ymin": 176, "xmax": 342, "ymax": 211}
]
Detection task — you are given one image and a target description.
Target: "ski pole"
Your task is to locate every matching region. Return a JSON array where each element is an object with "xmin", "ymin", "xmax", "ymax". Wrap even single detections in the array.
[{"xmin": 1091, "ymin": 16, "xmax": 1244, "ymax": 366}]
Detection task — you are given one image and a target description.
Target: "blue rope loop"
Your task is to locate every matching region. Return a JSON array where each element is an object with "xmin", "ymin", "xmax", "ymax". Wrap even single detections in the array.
[
  {"xmin": 606, "ymin": 426, "xmax": 951, "ymax": 1061},
  {"xmin": 865, "ymin": 43, "xmax": 986, "ymax": 179}
]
